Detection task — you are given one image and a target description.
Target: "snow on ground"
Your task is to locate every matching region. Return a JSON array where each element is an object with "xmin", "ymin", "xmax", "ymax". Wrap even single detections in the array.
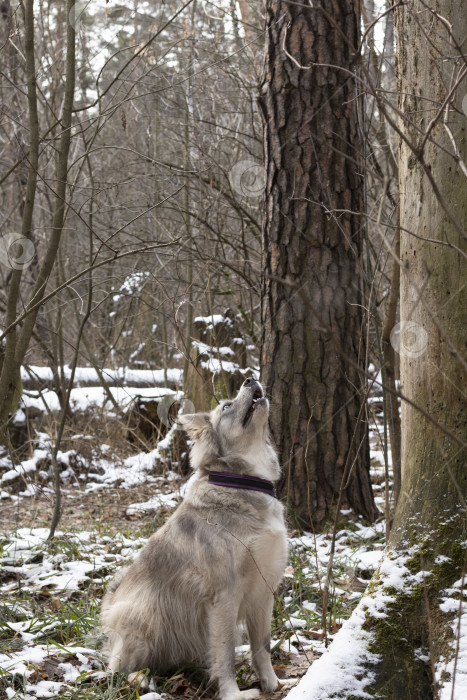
[
  {"xmin": 0, "ymin": 426, "xmax": 184, "ymax": 499},
  {"xmin": 285, "ymin": 601, "xmax": 380, "ymax": 700},
  {"xmin": 0, "ymin": 528, "xmax": 147, "ymax": 699},
  {"xmin": 0, "ymin": 518, "xmax": 386, "ymax": 699},
  {"xmin": 4, "ymin": 360, "xmax": 445, "ymax": 699},
  {"xmin": 284, "ymin": 545, "xmax": 467, "ymax": 699}
]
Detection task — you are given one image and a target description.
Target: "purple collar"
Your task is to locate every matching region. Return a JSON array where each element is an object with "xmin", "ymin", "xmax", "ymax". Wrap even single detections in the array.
[{"xmin": 208, "ymin": 471, "xmax": 277, "ymax": 498}]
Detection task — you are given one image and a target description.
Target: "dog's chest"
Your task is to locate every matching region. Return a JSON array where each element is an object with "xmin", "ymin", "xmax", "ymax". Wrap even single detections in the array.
[{"xmin": 248, "ymin": 513, "xmax": 288, "ymax": 589}]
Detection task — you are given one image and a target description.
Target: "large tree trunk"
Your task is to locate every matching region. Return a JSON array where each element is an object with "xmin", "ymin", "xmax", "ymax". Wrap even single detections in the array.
[
  {"xmin": 364, "ymin": 2, "xmax": 467, "ymax": 691},
  {"xmin": 260, "ymin": 1, "xmax": 377, "ymax": 528},
  {"xmin": 395, "ymin": 0, "xmax": 466, "ymax": 538}
]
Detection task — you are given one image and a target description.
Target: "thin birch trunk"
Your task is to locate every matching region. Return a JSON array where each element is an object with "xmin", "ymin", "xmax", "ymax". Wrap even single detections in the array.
[{"xmin": 0, "ymin": 0, "xmax": 39, "ymax": 441}]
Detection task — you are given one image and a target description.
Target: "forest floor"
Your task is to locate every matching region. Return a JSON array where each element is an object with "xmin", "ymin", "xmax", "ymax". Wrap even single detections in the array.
[{"xmin": 0, "ymin": 376, "xmax": 390, "ymax": 700}]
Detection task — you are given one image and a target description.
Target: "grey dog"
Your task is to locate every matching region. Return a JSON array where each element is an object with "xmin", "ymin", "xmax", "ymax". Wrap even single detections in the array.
[{"xmin": 101, "ymin": 378, "xmax": 295, "ymax": 699}]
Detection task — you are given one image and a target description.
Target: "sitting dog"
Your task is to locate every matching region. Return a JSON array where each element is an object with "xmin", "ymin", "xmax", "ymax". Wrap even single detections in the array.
[{"xmin": 101, "ymin": 378, "xmax": 292, "ymax": 700}]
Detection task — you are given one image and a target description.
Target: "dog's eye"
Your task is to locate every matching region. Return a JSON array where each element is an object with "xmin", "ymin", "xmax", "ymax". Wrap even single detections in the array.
[{"xmin": 223, "ymin": 403, "xmax": 231, "ymax": 411}]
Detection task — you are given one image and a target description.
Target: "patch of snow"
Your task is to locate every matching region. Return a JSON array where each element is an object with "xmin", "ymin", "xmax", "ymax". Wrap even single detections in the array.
[
  {"xmin": 414, "ymin": 647, "xmax": 431, "ymax": 663},
  {"xmin": 279, "ymin": 639, "xmax": 300, "ymax": 657},
  {"xmin": 126, "ymin": 492, "xmax": 179, "ymax": 514},
  {"xmin": 438, "ymin": 577, "xmax": 467, "ymax": 700},
  {"xmin": 0, "ymin": 644, "xmax": 49, "ymax": 676},
  {"xmin": 194, "ymin": 314, "xmax": 232, "ymax": 327},
  {"xmin": 440, "ymin": 598, "xmax": 462, "ymax": 614},
  {"xmin": 370, "ymin": 449, "xmax": 392, "ymax": 466},
  {"xmin": 58, "ymin": 661, "xmax": 84, "ymax": 682},
  {"xmin": 377, "ymin": 553, "xmax": 413, "ymax": 590},
  {"xmin": 435, "ymin": 555, "xmax": 451, "ymax": 565},
  {"xmin": 112, "ymin": 271, "xmax": 150, "ymax": 303},
  {"xmin": 20, "ymin": 385, "xmax": 180, "ymax": 416},
  {"xmin": 285, "ymin": 617, "xmax": 307, "ymax": 629},
  {"xmin": 0, "ymin": 529, "xmax": 144, "ymax": 596},
  {"xmin": 199, "ymin": 356, "xmax": 241, "ymax": 375},
  {"xmin": 0, "ymin": 448, "xmax": 48, "ymax": 484},
  {"xmin": 285, "ymin": 602, "xmax": 379, "ymax": 699},
  {"xmin": 156, "ymin": 425, "xmax": 177, "ymax": 451},
  {"xmin": 235, "ymin": 644, "xmax": 251, "ymax": 656},
  {"xmin": 353, "ymin": 549, "xmax": 385, "ymax": 571},
  {"xmin": 21, "ymin": 365, "xmax": 182, "ymax": 389},
  {"xmin": 354, "ymin": 521, "xmax": 386, "ymax": 539},
  {"xmin": 24, "ymin": 680, "xmax": 70, "ymax": 698},
  {"xmin": 13, "ymin": 408, "xmax": 26, "ymax": 425},
  {"xmin": 192, "ymin": 340, "xmax": 235, "ymax": 357}
]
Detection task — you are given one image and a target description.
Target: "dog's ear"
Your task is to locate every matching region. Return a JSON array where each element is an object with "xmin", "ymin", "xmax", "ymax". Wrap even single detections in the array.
[{"xmin": 177, "ymin": 412, "xmax": 211, "ymax": 440}]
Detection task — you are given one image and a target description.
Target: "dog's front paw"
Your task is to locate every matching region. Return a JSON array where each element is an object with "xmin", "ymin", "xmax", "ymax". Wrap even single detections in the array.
[
  {"xmin": 128, "ymin": 670, "xmax": 150, "ymax": 691},
  {"xmin": 222, "ymin": 690, "xmax": 260, "ymax": 700},
  {"xmin": 260, "ymin": 675, "xmax": 300, "ymax": 693},
  {"xmin": 276, "ymin": 677, "xmax": 299, "ymax": 691},
  {"xmin": 259, "ymin": 677, "xmax": 278, "ymax": 693}
]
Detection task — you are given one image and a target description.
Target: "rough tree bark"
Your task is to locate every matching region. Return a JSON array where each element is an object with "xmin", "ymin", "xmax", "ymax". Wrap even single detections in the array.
[
  {"xmin": 260, "ymin": 1, "xmax": 377, "ymax": 528},
  {"xmin": 395, "ymin": 0, "xmax": 466, "ymax": 537},
  {"xmin": 381, "ymin": 220, "xmax": 401, "ymax": 505}
]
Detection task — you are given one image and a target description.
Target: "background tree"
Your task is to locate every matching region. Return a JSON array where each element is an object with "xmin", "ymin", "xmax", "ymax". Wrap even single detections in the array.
[
  {"xmin": 260, "ymin": 0, "xmax": 377, "ymax": 528},
  {"xmin": 287, "ymin": 1, "xmax": 467, "ymax": 695},
  {"xmin": 366, "ymin": 0, "xmax": 467, "ymax": 692},
  {"xmin": 0, "ymin": 0, "xmax": 266, "ymax": 443}
]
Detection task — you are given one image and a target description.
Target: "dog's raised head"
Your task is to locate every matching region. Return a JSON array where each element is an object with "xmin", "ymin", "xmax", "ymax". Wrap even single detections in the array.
[{"xmin": 178, "ymin": 378, "xmax": 280, "ymax": 479}]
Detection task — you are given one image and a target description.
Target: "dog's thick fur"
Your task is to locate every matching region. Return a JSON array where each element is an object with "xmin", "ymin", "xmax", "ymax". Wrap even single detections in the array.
[{"xmin": 101, "ymin": 379, "xmax": 289, "ymax": 700}]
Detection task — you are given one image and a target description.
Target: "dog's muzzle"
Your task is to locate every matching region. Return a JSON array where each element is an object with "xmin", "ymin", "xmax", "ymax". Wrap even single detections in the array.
[{"xmin": 242, "ymin": 378, "xmax": 266, "ymax": 426}]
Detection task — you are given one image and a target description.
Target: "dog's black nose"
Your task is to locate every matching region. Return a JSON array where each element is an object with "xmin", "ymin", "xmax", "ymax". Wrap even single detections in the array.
[{"xmin": 243, "ymin": 377, "xmax": 256, "ymax": 387}]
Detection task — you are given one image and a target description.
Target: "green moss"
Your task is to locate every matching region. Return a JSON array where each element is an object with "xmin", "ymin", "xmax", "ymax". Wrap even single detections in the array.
[
  {"xmin": 366, "ymin": 585, "xmax": 423, "ymax": 649},
  {"xmin": 405, "ymin": 538, "xmax": 433, "ymax": 573},
  {"xmin": 364, "ymin": 583, "xmax": 431, "ymax": 697},
  {"xmin": 361, "ymin": 532, "xmax": 467, "ymax": 698},
  {"xmin": 365, "ymin": 572, "xmax": 381, "ymax": 596},
  {"xmin": 450, "ymin": 540, "xmax": 466, "ymax": 567}
]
